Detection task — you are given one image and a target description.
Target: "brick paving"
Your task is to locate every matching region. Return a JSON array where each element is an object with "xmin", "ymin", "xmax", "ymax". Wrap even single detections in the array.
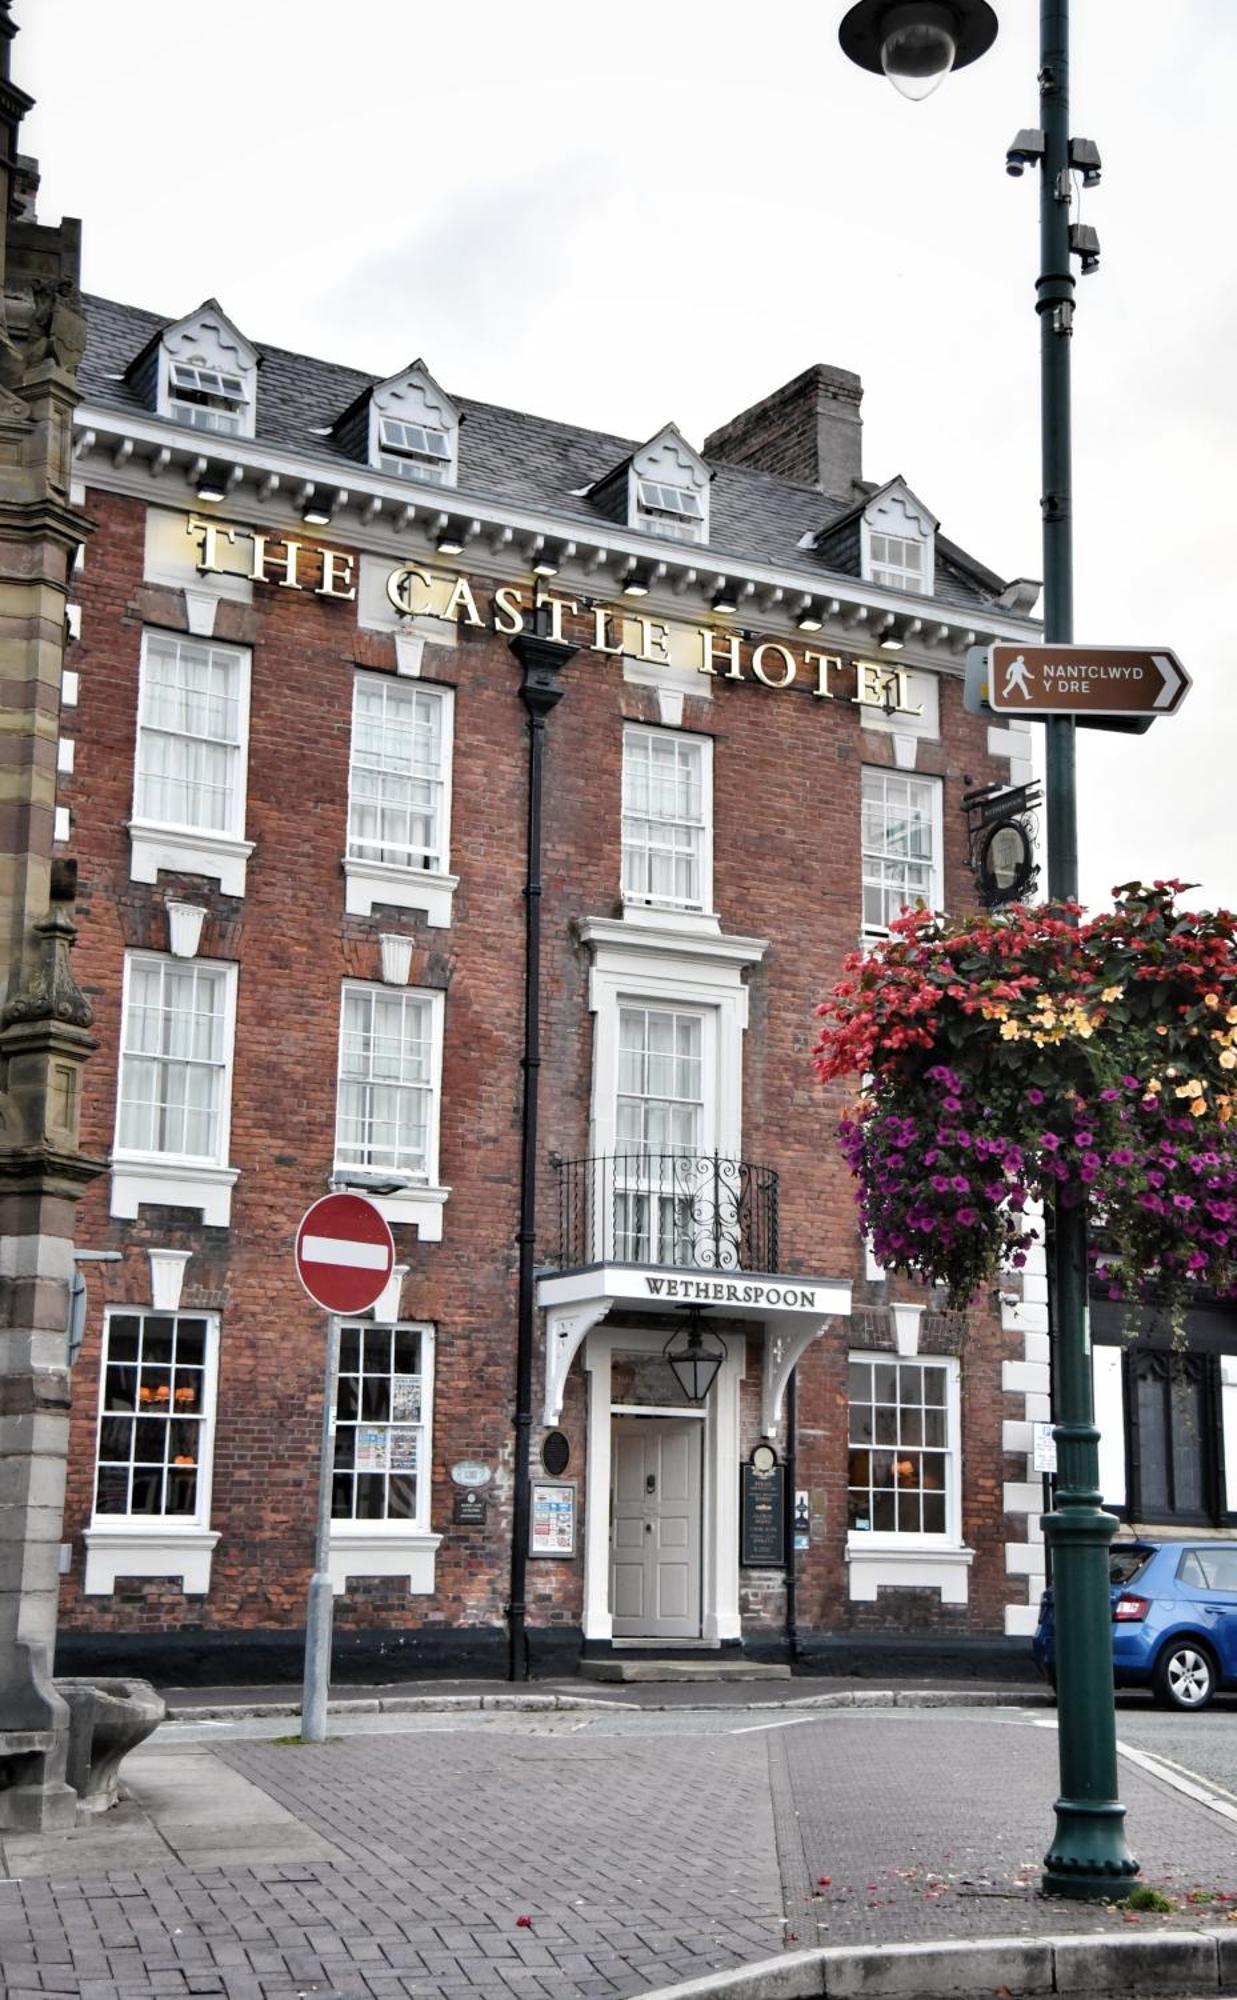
[
  {"xmin": 770, "ymin": 1710, "xmax": 1237, "ymax": 1949},
  {"xmin": 2, "ymin": 1705, "xmax": 1237, "ymax": 1998}
]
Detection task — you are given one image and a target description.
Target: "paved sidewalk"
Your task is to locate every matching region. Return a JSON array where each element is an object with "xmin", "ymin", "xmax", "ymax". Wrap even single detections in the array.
[{"xmin": 2, "ymin": 1701, "xmax": 1236, "ymax": 1998}]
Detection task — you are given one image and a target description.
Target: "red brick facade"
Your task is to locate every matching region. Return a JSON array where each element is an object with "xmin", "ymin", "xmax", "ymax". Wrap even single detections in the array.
[{"xmin": 55, "ymin": 324, "xmax": 1044, "ymax": 1679}]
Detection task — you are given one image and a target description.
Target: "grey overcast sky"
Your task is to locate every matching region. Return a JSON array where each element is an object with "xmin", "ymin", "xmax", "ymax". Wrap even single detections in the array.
[{"xmin": 20, "ymin": 1, "xmax": 1236, "ymax": 914}]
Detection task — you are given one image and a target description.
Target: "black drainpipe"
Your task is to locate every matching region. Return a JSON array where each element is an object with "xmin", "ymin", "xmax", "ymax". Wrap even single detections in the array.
[
  {"xmin": 507, "ymin": 612, "xmax": 577, "ymax": 1683},
  {"xmin": 783, "ymin": 1367, "xmax": 799, "ymax": 1659}
]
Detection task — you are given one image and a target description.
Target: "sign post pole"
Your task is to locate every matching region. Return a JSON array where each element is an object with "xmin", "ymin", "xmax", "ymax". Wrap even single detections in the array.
[
  {"xmin": 301, "ymin": 1314, "xmax": 340, "ymax": 1744},
  {"xmin": 293, "ymin": 1192, "xmax": 395, "ymax": 1745}
]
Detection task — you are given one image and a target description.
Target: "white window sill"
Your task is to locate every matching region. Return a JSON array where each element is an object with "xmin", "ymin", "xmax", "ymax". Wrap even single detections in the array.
[
  {"xmin": 129, "ymin": 820, "xmax": 254, "ymax": 898},
  {"xmin": 331, "ymin": 1177, "xmax": 450, "ymax": 1240},
  {"xmin": 111, "ymin": 1157, "xmax": 239, "ymax": 1226},
  {"xmin": 845, "ymin": 1534, "xmax": 974, "ymax": 1606},
  {"xmin": 327, "ymin": 1529, "xmax": 442, "ymax": 1597},
  {"xmin": 620, "ymin": 900, "xmax": 721, "ymax": 937},
  {"xmin": 83, "ymin": 1526, "xmax": 219, "ymax": 1596},
  {"xmin": 343, "ymin": 856, "xmax": 458, "ymax": 927}
]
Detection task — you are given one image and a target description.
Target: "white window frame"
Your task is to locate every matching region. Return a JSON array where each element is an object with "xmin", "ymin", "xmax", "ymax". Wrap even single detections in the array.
[
  {"xmin": 166, "ymin": 361, "xmax": 248, "ymax": 436},
  {"xmin": 129, "ymin": 629, "xmax": 255, "ymax": 897},
  {"xmin": 83, "ymin": 1306, "xmax": 221, "ymax": 1596},
  {"xmin": 860, "ymin": 767, "xmax": 944, "ymax": 940},
  {"xmin": 377, "ymin": 417, "xmax": 452, "ymax": 484},
  {"xmin": 845, "ymin": 1352, "xmax": 961, "ymax": 1544},
  {"xmin": 110, "ymin": 952, "xmax": 240, "ymax": 1226},
  {"xmin": 333, "ymin": 983, "xmax": 449, "ymax": 1239},
  {"xmin": 621, "ymin": 726, "xmax": 713, "ymax": 918},
  {"xmin": 328, "ymin": 1319, "xmax": 441, "ymax": 1595},
  {"xmin": 612, "ymin": 1003, "xmax": 714, "ymax": 1269},
  {"xmin": 635, "ymin": 479, "xmax": 705, "ymax": 545},
  {"xmin": 343, "ymin": 675, "xmax": 458, "ymax": 927},
  {"xmin": 867, "ymin": 531, "xmax": 925, "ymax": 592},
  {"xmin": 844, "ymin": 1351, "xmax": 973, "ymax": 1604}
]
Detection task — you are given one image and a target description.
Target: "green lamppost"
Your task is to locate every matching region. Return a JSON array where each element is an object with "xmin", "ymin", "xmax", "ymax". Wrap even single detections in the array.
[{"xmin": 839, "ymin": 0, "xmax": 1140, "ymax": 1900}]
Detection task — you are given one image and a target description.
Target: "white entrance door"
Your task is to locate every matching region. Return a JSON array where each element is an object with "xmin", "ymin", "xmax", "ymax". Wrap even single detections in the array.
[{"xmin": 610, "ymin": 1420, "xmax": 703, "ymax": 1638}]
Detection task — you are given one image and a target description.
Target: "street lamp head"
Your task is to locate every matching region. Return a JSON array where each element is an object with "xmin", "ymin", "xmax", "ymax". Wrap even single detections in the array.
[{"xmin": 839, "ymin": 0, "xmax": 997, "ymax": 99}]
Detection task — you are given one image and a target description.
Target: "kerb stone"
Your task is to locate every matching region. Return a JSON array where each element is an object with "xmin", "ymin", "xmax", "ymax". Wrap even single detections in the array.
[
  {"xmin": 822, "ymin": 1937, "xmax": 1054, "ymax": 1996},
  {"xmin": 1052, "ymin": 1929, "xmax": 1220, "ymax": 1993}
]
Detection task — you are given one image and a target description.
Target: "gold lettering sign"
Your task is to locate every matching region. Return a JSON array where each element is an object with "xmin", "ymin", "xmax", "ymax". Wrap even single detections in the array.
[{"xmin": 191, "ymin": 515, "xmax": 927, "ymax": 718}]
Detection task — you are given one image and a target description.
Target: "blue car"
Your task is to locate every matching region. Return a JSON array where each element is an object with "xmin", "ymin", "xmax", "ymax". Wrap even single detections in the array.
[{"xmin": 1033, "ymin": 1539, "xmax": 1237, "ymax": 1711}]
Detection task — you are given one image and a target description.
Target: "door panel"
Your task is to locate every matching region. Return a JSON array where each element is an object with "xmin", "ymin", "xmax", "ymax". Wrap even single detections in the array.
[{"xmin": 610, "ymin": 1420, "xmax": 702, "ymax": 1639}]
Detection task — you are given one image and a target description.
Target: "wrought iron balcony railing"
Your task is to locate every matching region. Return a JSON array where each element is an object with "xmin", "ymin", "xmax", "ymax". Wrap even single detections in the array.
[{"xmin": 550, "ymin": 1151, "xmax": 780, "ymax": 1274}]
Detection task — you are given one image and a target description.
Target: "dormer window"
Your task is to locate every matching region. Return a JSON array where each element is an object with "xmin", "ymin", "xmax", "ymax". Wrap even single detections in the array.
[
  {"xmin": 378, "ymin": 417, "xmax": 452, "ymax": 484},
  {"xmin": 868, "ymin": 532, "xmax": 924, "ymax": 593},
  {"xmin": 168, "ymin": 360, "xmax": 248, "ymax": 437},
  {"xmin": 338, "ymin": 361, "xmax": 458, "ymax": 490},
  {"xmin": 140, "ymin": 301, "xmax": 259, "ymax": 441},
  {"xmin": 636, "ymin": 479, "xmax": 705, "ymax": 541},
  {"xmin": 859, "ymin": 480, "xmax": 937, "ymax": 597}
]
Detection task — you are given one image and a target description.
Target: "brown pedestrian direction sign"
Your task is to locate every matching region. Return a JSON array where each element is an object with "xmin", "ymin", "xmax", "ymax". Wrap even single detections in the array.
[{"xmin": 987, "ymin": 644, "xmax": 1190, "ymax": 719}]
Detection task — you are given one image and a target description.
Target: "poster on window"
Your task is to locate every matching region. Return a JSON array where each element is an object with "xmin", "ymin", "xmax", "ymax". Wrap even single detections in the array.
[
  {"xmin": 356, "ymin": 1426, "xmax": 390, "ymax": 1474},
  {"xmin": 391, "ymin": 1375, "xmax": 422, "ymax": 1423},
  {"xmin": 530, "ymin": 1479, "xmax": 575, "ymax": 1557},
  {"xmin": 389, "ymin": 1427, "xmax": 419, "ymax": 1472}
]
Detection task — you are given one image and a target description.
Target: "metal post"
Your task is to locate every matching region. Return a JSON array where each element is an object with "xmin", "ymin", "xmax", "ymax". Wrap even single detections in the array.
[
  {"xmin": 507, "ymin": 620, "xmax": 576, "ymax": 1683},
  {"xmin": 1036, "ymin": 0, "xmax": 1138, "ymax": 1899},
  {"xmin": 301, "ymin": 1314, "xmax": 340, "ymax": 1743}
]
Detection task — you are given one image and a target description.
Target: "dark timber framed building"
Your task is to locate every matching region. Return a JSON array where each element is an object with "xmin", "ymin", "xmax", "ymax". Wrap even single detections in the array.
[{"xmin": 52, "ymin": 291, "xmax": 1072, "ymax": 1681}]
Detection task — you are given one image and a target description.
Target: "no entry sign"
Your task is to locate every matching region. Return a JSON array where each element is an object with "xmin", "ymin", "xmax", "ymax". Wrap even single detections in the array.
[{"xmin": 295, "ymin": 1192, "xmax": 395, "ymax": 1315}]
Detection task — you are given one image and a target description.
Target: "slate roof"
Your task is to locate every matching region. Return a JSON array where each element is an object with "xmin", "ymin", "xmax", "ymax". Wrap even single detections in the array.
[{"xmin": 79, "ymin": 294, "xmax": 1006, "ymax": 614}]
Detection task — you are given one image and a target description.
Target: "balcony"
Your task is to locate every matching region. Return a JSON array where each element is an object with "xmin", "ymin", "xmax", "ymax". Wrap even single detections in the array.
[{"xmin": 550, "ymin": 1151, "xmax": 780, "ymax": 1275}]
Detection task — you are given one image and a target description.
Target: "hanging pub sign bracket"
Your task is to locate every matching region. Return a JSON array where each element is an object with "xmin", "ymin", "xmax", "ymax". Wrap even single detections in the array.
[{"xmin": 962, "ymin": 781, "xmax": 1041, "ymax": 908}]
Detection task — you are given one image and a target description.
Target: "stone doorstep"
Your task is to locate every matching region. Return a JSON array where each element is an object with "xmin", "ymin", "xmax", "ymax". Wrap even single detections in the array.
[
  {"xmin": 637, "ymin": 1930, "xmax": 1231, "ymax": 2000},
  {"xmin": 579, "ymin": 1659, "xmax": 793, "ymax": 1683}
]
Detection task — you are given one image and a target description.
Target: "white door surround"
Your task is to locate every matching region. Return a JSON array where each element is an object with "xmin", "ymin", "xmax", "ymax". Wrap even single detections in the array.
[
  {"xmin": 610, "ymin": 1418, "xmax": 703, "ymax": 1638},
  {"xmin": 583, "ymin": 1323, "xmax": 745, "ymax": 1644}
]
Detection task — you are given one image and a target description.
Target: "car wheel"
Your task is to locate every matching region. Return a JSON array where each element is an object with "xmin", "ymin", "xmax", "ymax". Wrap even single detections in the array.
[{"xmin": 1153, "ymin": 1639, "xmax": 1217, "ymax": 1711}]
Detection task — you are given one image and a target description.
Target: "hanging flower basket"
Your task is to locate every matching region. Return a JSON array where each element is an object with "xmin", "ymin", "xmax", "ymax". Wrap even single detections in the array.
[{"xmin": 813, "ymin": 883, "xmax": 1237, "ymax": 1311}]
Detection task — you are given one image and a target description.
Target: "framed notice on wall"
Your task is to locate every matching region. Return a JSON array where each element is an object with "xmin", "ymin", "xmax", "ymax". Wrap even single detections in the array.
[{"xmin": 530, "ymin": 1479, "xmax": 576, "ymax": 1558}]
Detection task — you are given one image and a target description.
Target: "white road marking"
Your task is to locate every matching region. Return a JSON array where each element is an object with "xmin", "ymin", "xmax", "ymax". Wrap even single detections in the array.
[
  {"xmin": 1116, "ymin": 1737, "xmax": 1237, "ymax": 1828},
  {"xmin": 730, "ymin": 1715, "xmax": 817, "ymax": 1736}
]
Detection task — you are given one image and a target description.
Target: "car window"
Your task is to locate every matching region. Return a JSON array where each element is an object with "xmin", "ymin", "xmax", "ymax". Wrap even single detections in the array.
[
  {"xmin": 1109, "ymin": 1546, "xmax": 1155, "ymax": 1588},
  {"xmin": 1179, "ymin": 1548, "xmax": 1237, "ymax": 1593}
]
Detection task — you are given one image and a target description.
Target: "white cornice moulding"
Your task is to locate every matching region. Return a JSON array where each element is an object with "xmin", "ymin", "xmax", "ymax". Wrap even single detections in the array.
[
  {"xmin": 148, "ymin": 1247, "xmax": 191, "ymax": 1313},
  {"xmin": 166, "ymin": 900, "xmax": 206, "ymax": 958},
  {"xmin": 72, "ymin": 406, "xmax": 1045, "ymax": 659},
  {"xmin": 579, "ymin": 914, "xmax": 768, "ymax": 971}
]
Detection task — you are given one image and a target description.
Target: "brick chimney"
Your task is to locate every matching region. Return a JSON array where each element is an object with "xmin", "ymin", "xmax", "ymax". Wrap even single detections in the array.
[{"xmin": 704, "ymin": 364, "xmax": 863, "ymax": 497}]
